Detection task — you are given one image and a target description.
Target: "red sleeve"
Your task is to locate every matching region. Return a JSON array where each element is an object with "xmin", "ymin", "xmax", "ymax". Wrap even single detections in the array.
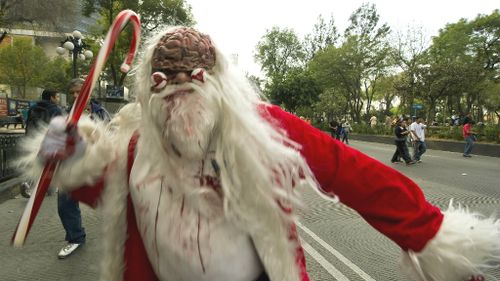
[{"xmin": 262, "ymin": 105, "xmax": 443, "ymax": 252}]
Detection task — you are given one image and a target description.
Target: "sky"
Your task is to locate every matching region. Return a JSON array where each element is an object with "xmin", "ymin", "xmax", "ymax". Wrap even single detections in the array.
[{"xmin": 186, "ymin": 0, "xmax": 499, "ymax": 77}]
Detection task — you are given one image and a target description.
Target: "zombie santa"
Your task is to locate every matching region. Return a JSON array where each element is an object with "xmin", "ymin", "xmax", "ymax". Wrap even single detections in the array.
[{"xmin": 21, "ymin": 27, "xmax": 499, "ymax": 281}]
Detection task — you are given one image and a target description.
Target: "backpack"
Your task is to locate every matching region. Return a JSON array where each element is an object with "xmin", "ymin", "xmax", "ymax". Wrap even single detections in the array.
[{"xmin": 25, "ymin": 105, "xmax": 50, "ymax": 135}]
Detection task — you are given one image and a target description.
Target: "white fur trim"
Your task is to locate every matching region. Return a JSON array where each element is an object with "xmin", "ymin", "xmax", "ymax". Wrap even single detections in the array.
[
  {"xmin": 401, "ymin": 201, "xmax": 500, "ymax": 281},
  {"xmin": 98, "ymin": 151, "xmax": 130, "ymax": 281},
  {"xmin": 53, "ymin": 118, "xmax": 114, "ymax": 189},
  {"xmin": 16, "ymin": 111, "xmax": 138, "ymax": 280}
]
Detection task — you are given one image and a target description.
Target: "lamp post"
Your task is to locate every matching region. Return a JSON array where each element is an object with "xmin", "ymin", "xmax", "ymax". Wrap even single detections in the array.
[{"xmin": 56, "ymin": 30, "xmax": 93, "ymax": 78}]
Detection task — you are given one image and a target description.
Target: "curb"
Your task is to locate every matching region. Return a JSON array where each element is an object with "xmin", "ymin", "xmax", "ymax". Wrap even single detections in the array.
[{"xmin": 0, "ymin": 176, "xmax": 24, "ymax": 203}]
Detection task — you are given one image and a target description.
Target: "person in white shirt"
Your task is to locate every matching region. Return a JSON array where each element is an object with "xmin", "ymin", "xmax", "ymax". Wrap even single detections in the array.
[{"xmin": 409, "ymin": 116, "xmax": 427, "ymax": 162}]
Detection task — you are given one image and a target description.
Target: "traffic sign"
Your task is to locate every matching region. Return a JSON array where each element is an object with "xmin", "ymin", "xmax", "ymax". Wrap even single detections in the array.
[{"xmin": 412, "ymin": 104, "xmax": 423, "ymax": 109}]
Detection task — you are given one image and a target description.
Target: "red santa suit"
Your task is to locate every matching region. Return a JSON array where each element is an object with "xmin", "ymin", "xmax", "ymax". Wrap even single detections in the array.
[{"xmin": 23, "ymin": 27, "xmax": 499, "ymax": 281}]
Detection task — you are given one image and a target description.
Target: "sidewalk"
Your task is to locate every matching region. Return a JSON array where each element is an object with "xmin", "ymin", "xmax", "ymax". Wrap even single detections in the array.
[{"xmin": 0, "ymin": 194, "xmax": 101, "ymax": 280}]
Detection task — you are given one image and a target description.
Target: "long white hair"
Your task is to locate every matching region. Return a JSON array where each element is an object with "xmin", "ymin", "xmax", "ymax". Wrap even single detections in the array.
[{"xmin": 133, "ymin": 27, "xmax": 319, "ymax": 238}]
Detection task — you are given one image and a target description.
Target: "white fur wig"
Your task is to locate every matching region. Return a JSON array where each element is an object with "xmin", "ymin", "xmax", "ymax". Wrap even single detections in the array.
[{"xmin": 131, "ymin": 27, "xmax": 321, "ymax": 281}]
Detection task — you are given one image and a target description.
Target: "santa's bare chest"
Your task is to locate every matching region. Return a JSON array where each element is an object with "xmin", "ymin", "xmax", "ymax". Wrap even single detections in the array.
[{"xmin": 128, "ymin": 166, "xmax": 263, "ymax": 281}]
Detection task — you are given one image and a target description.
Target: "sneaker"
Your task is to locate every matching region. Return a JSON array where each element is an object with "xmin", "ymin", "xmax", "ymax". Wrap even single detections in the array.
[
  {"xmin": 391, "ymin": 160, "xmax": 403, "ymax": 163},
  {"xmin": 463, "ymin": 154, "xmax": 472, "ymax": 158},
  {"xmin": 58, "ymin": 243, "xmax": 82, "ymax": 259},
  {"xmin": 406, "ymin": 161, "xmax": 416, "ymax": 166},
  {"xmin": 416, "ymin": 160, "xmax": 422, "ymax": 163}
]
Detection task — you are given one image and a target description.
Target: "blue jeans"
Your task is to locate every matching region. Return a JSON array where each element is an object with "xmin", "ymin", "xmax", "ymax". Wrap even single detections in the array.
[
  {"xmin": 413, "ymin": 141, "xmax": 426, "ymax": 161},
  {"xmin": 58, "ymin": 192, "xmax": 86, "ymax": 244},
  {"xmin": 464, "ymin": 136, "xmax": 474, "ymax": 155}
]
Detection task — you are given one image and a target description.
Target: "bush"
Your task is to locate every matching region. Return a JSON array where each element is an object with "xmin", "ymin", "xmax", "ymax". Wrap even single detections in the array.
[{"xmin": 351, "ymin": 123, "xmax": 393, "ymax": 135}]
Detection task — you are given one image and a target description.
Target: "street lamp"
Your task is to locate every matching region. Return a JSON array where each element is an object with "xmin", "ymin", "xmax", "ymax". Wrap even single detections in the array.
[{"xmin": 56, "ymin": 30, "xmax": 93, "ymax": 78}]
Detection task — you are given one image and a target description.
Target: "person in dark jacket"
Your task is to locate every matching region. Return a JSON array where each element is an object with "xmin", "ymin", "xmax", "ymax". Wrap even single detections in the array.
[
  {"xmin": 22, "ymin": 89, "xmax": 63, "ymax": 197},
  {"xmin": 391, "ymin": 119, "xmax": 415, "ymax": 165},
  {"xmin": 49, "ymin": 80, "xmax": 89, "ymax": 259},
  {"xmin": 89, "ymin": 98, "xmax": 111, "ymax": 122},
  {"xmin": 25, "ymin": 89, "xmax": 62, "ymax": 134}
]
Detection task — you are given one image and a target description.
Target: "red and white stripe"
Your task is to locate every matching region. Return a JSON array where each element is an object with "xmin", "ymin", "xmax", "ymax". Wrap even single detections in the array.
[{"xmin": 12, "ymin": 9, "xmax": 141, "ymax": 247}]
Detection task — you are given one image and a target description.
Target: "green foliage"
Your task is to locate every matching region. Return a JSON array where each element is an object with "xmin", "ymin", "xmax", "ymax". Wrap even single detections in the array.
[
  {"xmin": 254, "ymin": 6, "xmax": 499, "ymax": 126},
  {"xmin": 81, "ymin": 0, "xmax": 195, "ymax": 87},
  {"xmin": 0, "ymin": 37, "xmax": 47, "ymax": 98},
  {"xmin": 309, "ymin": 42, "xmax": 364, "ymax": 122},
  {"xmin": 265, "ymin": 68, "xmax": 321, "ymax": 113},
  {"xmin": 303, "ymin": 14, "xmax": 338, "ymax": 61},
  {"xmin": 352, "ymin": 123, "xmax": 393, "ymax": 135},
  {"xmin": 312, "ymin": 88, "xmax": 348, "ymax": 121},
  {"xmin": 482, "ymin": 125, "xmax": 500, "ymax": 143},
  {"xmin": 307, "ymin": 3, "xmax": 392, "ymax": 123},
  {"xmin": 42, "ymin": 57, "xmax": 71, "ymax": 92},
  {"xmin": 255, "ymin": 27, "xmax": 305, "ymax": 79}
]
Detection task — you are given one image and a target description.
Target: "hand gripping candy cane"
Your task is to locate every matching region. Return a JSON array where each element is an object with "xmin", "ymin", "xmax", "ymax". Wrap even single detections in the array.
[{"xmin": 12, "ymin": 10, "xmax": 141, "ymax": 247}]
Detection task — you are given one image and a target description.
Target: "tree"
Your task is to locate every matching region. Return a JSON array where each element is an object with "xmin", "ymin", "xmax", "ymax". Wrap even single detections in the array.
[
  {"xmin": 390, "ymin": 25, "xmax": 429, "ymax": 114},
  {"xmin": 246, "ymin": 74, "xmax": 264, "ymax": 95},
  {"xmin": 344, "ymin": 3, "xmax": 392, "ymax": 120},
  {"xmin": 265, "ymin": 68, "xmax": 321, "ymax": 115},
  {"xmin": 374, "ymin": 74, "xmax": 399, "ymax": 116},
  {"xmin": 428, "ymin": 10, "xmax": 500, "ymax": 120},
  {"xmin": 41, "ymin": 57, "xmax": 72, "ymax": 92},
  {"xmin": 313, "ymin": 88, "xmax": 348, "ymax": 123},
  {"xmin": 483, "ymin": 82, "xmax": 500, "ymax": 125},
  {"xmin": 255, "ymin": 27, "xmax": 305, "ymax": 80},
  {"xmin": 0, "ymin": 38, "xmax": 48, "ymax": 98},
  {"xmin": 303, "ymin": 14, "xmax": 339, "ymax": 61},
  {"xmin": 309, "ymin": 44, "xmax": 364, "ymax": 122},
  {"xmin": 81, "ymin": 0, "xmax": 195, "ymax": 88}
]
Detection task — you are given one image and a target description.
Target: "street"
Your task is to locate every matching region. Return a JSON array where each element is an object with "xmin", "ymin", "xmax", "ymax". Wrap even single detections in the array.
[
  {"xmin": 0, "ymin": 140, "xmax": 499, "ymax": 280},
  {"xmin": 299, "ymin": 140, "xmax": 500, "ymax": 281}
]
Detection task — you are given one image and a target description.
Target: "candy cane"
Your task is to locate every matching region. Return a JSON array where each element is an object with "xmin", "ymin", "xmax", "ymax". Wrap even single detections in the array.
[{"xmin": 12, "ymin": 10, "xmax": 141, "ymax": 247}]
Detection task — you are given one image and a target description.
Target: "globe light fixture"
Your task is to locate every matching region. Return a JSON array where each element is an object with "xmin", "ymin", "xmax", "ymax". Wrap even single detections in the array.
[{"xmin": 56, "ymin": 30, "xmax": 93, "ymax": 78}]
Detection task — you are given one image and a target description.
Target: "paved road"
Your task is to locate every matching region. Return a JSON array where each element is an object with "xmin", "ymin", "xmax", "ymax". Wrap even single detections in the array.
[
  {"xmin": 298, "ymin": 140, "xmax": 500, "ymax": 281},
  {"xmin": 0, "ymin": 140, "xmax": 498, "ymax": 280}
]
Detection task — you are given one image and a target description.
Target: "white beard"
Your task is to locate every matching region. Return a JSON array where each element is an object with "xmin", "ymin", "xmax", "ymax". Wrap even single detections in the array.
[{"xmin": 148, "ymin": 83, "xmax": 218, "ymax": 161}]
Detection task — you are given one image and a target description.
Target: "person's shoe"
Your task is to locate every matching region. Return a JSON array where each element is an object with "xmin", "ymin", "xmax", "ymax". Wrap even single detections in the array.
[
  {"xmin": 463, "ymin": 154, "xmax": 472, "ymax": 158},
  {"xmin": 416, "ymin": 160, "xmax": 422, "ymax": 163},
  {"xmin": 19, "ymin": 182, "xmax": 31, "ymax": 199},
  {"xmin": 58, "ymin": 243, "xmax": 82, "ymax": 259},
  {"xmin": 406, "ymin": 161, "xmax": 416, "ymax": 166},
  {"xmin": 391, "ymin": 160, "xmax": 403, "ymax": 163}
]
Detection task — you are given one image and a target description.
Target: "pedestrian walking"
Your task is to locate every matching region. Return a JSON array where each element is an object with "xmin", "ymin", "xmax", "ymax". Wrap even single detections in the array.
[
  {"xmin": 25, "ymin": 89, "xmax": 61, "ymax": 135},
  {"xmin": 21, "ymin": 89, "xmax": 61, "ymax": 197},
  {"xmin": 409, "ymin": 116, "xmax": 427, "ymax": 162},
  {"xmin": 369, "ymin": 115, "xmax": 377, "ymax": 128},
  {"xmin": 56, "ymin": 78, "xmax": 87, "ymax": 259},
  {"xmin": 341, "ymin": 120, "xmax": 352, "ymax": 144},
  {"xmin": 462, "ymin": 115, "xmax": 478, "ymax": 158},
  {"xmin": 329, "ymin": 119, "xmax": 340, "ymax": 140},
  {"xmin": 391, "ymin": 119, "xmax": 415, "ymax": 165}
]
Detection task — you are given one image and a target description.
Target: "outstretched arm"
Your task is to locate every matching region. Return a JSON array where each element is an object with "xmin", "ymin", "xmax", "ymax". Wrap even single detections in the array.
[
  {"xmin": 263, "ymin": 105, "xmax": 500, "ymax": 281},
  {"xmin": 263, "ymin": 105, "xmax": 442, "ymax": 251}
]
